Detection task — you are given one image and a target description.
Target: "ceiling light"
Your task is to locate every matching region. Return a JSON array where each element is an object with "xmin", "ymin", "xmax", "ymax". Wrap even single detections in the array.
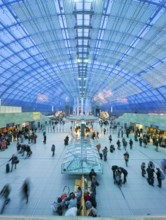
[
  {"xmin": 77, "ymin": 58, "xmax": 81, "ymax": 63},
  {"xmin": 84, "ymin": 59, "xmax": 89, "ymax": 63}
]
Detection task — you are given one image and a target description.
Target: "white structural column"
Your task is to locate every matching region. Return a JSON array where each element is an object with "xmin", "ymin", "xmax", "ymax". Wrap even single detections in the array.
[
  {"xmin": 74, "ymin": 97, "xmax": 77, "ymax": 115},
  {"xmin": 85, "ymin": 98, "xmax": 87, "ymax": 115},
  {"xmin": 86, "ymin": 98, "xmax": 91, "ymax": 115},
  {"xmin": 85, "ymin": 98, "xmax": 89, "ymax": 115},
  {"xmin": 76, "ymin": 98, "xmax": 79, "ymax": 115},
  {"xmin": 81, "ymin": 98, "xmax": 84, "ymax": 115}
]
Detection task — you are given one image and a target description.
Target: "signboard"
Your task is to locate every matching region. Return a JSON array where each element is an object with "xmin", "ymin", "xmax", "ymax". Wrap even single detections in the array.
[{"xmin": 33, "ymin": 112, "xmax": 40, "ymax": 121}]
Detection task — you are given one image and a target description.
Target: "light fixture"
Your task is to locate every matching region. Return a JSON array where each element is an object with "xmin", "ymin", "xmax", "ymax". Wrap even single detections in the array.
[{"xmin": 77, "ymin": 58, "xmax": 81, "ymax": 63}]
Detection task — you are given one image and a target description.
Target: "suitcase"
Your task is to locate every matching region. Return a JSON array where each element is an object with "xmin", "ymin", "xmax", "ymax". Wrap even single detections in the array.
[{"xmin": 6, "ymin": 163, "xmax": 10, "ymax": 173}]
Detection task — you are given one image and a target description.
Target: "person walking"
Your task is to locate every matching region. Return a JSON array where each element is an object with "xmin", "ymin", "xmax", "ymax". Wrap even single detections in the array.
[
  {"xmin": 109, "ymin": 134, "xmax": 112, "ymax": 143},
  {"xmin": 33, "ymin": 134, "xmax": 37, "ymax": 144},
  {"xmin": 116, "ymin": 140, "xmax": 121, "ymax": 150},
  {"xmin": 141, "ymin": 162, "xmax": 146, "ymax": 177},
  {"xmin": 129, "ymin": 139, "xmax": 133, "ymax": 149},
  {"xmin": 43, "ymin": 134, "xmax": 46, "ymax": 144},
  {"xmin": 102, "ymin": 146, "xmax": 108, "ymax": 161},
  {"xmin": 51, "ymin": 144, "xmax": 55, "ymax": 157},
  {"xmin": 139, "ymin": 137, "xmax": 143, "ymax": 147},
  {"xmin": 123, "ymin": 152, "xmax": 129, "ymax": 167},
  {"xmin": 0, "ymin": 184, "xmax": 11, "ymax": 214},
  {"xmin": 9, "ymin": 154, "xmax": 19, "ymax": 172},
  {"xmin": 21, "ymin": 178, "xmax": 30, "ymax": 204}
]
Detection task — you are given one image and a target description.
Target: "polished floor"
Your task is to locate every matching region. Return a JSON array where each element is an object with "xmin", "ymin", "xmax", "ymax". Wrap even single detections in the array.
[{"xmin": 0, "ymin": 121, "xmax": 166, "ymax": 218}]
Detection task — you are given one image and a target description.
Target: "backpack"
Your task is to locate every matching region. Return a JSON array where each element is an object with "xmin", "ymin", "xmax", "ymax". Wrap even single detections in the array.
[{"xmin": 160, "ymin": 172, "xmax": 165, "ymax": 180}]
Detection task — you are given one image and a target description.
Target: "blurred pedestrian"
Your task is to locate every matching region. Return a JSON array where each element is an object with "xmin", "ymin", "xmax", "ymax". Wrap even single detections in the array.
[
  {"xmin": 51, "ymin": 144, "xmax": 55, "ymax": 156},
  {"xmin": 21, "ymin": 178, "xmax": 30, "ymax": 204},
  {"xmin": 102, "ymin": 146, "xmax": 108, "ymax": 161},
  {"xmin": 0, "ymin": 184, "xmax": 11, "ymax": 213},
  {"xmin": 141, "ymin": 162, "xmax": 146, "ymax": 177},
  {"xmin": 43, "ymin": 134, "xmax": 46, "ymax": 144}
]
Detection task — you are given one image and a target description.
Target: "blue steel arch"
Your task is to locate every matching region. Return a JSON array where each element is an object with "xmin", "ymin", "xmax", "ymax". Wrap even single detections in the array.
[{"xmin": 0, "ymin": 0, "xmax": 166, "ymax": 114}]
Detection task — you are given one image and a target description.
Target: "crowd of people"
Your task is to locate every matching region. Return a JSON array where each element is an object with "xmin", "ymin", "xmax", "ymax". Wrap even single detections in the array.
[
  {"xmin": 141, "ymin": 161, "xmax": 165, "ymax": 187},
  {"xmin": 52, "ymin": 169, "xmax": 98, "ymax": 217},
  {"xmin": 1, "ymin": 118, "xmax": 166, "ymax": 217}
]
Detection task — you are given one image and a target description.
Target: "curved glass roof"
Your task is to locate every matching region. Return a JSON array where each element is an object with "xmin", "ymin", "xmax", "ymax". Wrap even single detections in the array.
[{"xmin": 0, "ymin": 0, "xmax": 166, "ymax": 113}]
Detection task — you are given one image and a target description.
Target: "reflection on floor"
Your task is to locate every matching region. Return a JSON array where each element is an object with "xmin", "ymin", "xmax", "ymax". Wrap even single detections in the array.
[{"xmin": 0, "ymin": 121, "xmax": 166, "ymax": 218}]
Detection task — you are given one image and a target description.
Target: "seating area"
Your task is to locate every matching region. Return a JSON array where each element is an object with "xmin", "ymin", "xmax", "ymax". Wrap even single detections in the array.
[
  {"xmin": 74, "ymin": 176, "xmax": 92, "ymax": 216},
  {"xmin": 0, "ymin": 121, "xmax": 166, "ymax": 218}
]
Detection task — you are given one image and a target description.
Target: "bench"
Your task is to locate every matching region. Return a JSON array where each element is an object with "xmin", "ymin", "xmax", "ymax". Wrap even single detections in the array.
[
  {"xmin": 74, "ymin": 175, "xmax": 92, "ymax": 216},
  {"xmin": 74, "ymin": 176, "xmax": 85, "ymax": 216}
]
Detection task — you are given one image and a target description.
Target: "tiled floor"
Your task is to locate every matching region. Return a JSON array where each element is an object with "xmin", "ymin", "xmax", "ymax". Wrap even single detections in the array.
[{"xmin": 0, "ymin": 121, "xmax": 166, "ymax": 218}]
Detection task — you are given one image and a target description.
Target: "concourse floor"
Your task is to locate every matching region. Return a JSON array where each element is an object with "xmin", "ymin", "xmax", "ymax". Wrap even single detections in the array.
[{"xmin": 0, "ymin": 121, "xmax": 166, "ymax": 218}]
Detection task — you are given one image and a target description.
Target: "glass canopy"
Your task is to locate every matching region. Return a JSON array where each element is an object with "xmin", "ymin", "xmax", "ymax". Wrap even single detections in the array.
[
  {"xmin": 61, "ymin": 137, "xmax": 103, "ymax": 174},
  {"xmin": 0, "ymin": 0, "xmax": 166, "ymax": 114}
]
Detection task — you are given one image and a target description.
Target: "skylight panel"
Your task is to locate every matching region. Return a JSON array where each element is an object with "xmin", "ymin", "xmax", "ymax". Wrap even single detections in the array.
[
  {"xmin": 0, "ymin": 7, "xmax": 16, "ymax": 26},
  {"xmin": 20, "ymin": 38, "xmax": 34, "ymax": 48},
  {"xmin": 9, "ymin": 42, "xmax": 23, "ymax": 52},
  {"xmin": 18, "ymin": 51, "xmax": 30, "ymax": 59},
  {"xmin": 77, "ymin": 19, "xmax": 83, "ymax": 26},
  {"xmin": 8, "ymin": 56, "xmax": 21, "ymax": 64},
  {"xmin": 1, "ymin": 60, "xmax": 13, "ymax": 69},
  {"xmin": 28, "ymin": 47, "xmax": 39, "ymax": 55},
  {"xmin": 0, "ymin": 30, "xmax": 14, "ymax": 44}
]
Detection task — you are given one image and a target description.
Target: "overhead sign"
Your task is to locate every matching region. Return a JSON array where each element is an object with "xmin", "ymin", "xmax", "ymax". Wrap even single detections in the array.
[{"xmin": 33, "ymin": 112, "xmax": 40, "ymax": 121}]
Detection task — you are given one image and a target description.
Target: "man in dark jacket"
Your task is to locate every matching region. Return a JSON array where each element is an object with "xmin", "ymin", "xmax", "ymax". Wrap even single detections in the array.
[
  {"xmin": 89, "ymin": 169, "xmax": 97, "ymax": 181},
  {"xmin": 112, "ymin": 165, "xmax": 119, "ymax": 182},
  {"xmin": 9, "ymin": 154, "xmax": 18, "ymax": 171},
  {"xmin": 146, "ymin": 165, "xmax": 155, "ymax": 186},
  {"xmin": 119, "ymin": 167, "xmax": 128, "ymax": 184}
]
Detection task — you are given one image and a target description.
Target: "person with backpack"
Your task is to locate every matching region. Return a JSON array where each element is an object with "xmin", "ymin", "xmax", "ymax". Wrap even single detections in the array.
[{"xmin": 156, "ymin": 168, "xmax": 165, "ymax": 188}]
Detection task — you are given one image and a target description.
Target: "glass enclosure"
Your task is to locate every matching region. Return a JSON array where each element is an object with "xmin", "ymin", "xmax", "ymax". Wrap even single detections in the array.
[{"xmin": 61, "ymin": 137, "xmax": 103, "ymax": 174}]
